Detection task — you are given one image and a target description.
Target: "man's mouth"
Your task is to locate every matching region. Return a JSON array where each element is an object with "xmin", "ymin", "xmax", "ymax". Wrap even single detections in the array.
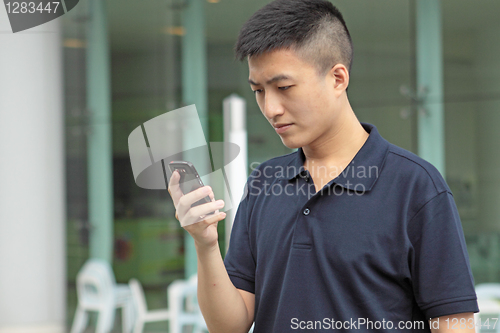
[{"xmin": 273, "ymin": 123, "xmax": 293, "ymax": 134}]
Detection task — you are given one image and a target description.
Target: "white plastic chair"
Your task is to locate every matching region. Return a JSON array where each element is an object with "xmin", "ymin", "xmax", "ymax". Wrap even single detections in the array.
[
  {"xmin": 168, "ymin": 274, "xmax": 208, "ymax": 333},
  {"xmin": 474, "ymin": 283, "xmax": 500, "ymax": 333},
  {"xmin": 70, "ymin": 259, "xmax": 134, "ymax": 333},
  {"xmin": 166, "ymin": 274, "xmax": 255, "ymax": 333},
  {"xmin": 128, "ymin": 278, "xmax": 170, "ymax": 333}
]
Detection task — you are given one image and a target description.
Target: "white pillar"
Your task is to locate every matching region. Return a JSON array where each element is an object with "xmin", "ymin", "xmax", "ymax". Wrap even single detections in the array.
[
  {"xmin": 223, "ymin": 95, "xmax": 247, "ymax": 253},
  {"xmin": 0, "ymin": 11, "xmax": 65, "ymax": 333}
]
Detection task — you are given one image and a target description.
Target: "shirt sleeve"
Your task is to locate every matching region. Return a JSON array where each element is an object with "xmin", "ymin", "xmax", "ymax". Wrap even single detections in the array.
[
  {"xmin": 407, "ymin": 190, "xmax": 479, "ymax": 319},
  {"xmin": 223, "ymin": 182, "xmax": 256, "ymax": 294}
]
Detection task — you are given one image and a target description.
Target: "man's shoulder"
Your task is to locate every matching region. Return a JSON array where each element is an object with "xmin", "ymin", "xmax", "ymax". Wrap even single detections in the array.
[{"xmin": 385, "ymin": 143, "xmax": 451, "ymax": 196}]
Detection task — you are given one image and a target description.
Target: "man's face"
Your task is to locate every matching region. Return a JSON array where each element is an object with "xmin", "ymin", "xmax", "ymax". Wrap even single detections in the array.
[{"xmin": 248, "ymin": 48, "xmax": 341, "ymax": 149}]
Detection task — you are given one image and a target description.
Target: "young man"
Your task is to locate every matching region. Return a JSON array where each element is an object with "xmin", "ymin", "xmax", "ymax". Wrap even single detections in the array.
[{"xmin": 168, "ymin": 0, "xmax": 479, "ymax": 332}]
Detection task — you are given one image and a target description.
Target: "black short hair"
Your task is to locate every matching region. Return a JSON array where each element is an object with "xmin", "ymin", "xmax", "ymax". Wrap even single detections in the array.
[{"xmin": 235, "ymin": 0, "xmax": 353, "ymax": 75}]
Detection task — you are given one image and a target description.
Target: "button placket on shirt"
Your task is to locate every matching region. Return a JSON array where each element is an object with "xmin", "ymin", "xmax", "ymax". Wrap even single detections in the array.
[{"xmin": 291, "ymin": 171, "xmax": 315, "ymax": 248}]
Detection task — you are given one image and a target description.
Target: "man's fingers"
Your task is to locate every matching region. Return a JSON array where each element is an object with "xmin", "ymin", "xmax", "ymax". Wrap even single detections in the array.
[
  {"xmin": 169, "ymin": 169, "xmax": 179, "ymax": 186},
  {"xmin": 188, "ymin": 199, "xmax": 224, "ymax": 222},
  {"xmin": 168, "ymin": 170, "xmax": 183, "ymax": 205},
  {"xmin": 178, "ymin": 198, "xmax": 224, "ymax": 226},
  {"xmin": 170, "ymin": 174, "xmax": 221, "ymax": 226},
  {"xmin": 182, "ymin": 211, "xmax": 226, "ymax": 228},
  {"xmin": 203, "ymin": 211, "xmax": 226, "ymax": 224},
  {"xmin": 177, "ymin": 186, "xmax": 213, "ymax": 216}
]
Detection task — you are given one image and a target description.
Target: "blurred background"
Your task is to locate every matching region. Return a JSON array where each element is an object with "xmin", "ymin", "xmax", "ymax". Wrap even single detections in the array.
[{"xmin": 1, "ymin": 0, "xmax": 500, "ymax": 332}]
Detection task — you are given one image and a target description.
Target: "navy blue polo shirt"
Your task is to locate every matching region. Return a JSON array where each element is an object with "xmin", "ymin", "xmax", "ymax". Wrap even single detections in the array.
[{"xmin": 224, "ymin": 122, "xmax": 478, "ymax": 332}]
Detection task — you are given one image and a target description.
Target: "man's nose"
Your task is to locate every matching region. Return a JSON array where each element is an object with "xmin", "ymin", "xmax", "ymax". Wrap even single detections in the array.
[{"xmin": 263, "ymin": 92, "xmax": 284, "ymax": 120}]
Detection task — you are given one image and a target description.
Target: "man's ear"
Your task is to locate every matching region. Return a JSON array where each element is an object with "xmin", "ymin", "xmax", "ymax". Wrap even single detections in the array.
[{"xmin": 328, "ymin": 64, "xmax": 349, "ymax": 96}]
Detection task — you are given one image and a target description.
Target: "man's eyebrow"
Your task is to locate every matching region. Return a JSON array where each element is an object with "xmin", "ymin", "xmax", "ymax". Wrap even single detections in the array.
[{"xmin": 248, "ymin": 74, "xmax": 293, "ymax": 86}]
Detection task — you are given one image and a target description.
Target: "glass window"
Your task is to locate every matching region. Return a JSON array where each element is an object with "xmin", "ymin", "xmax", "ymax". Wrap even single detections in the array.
[
  {"xmin": 443, "ymin": 0, "xmax": 500, "ymax": 284},
  {"xmin": 63, "ymin": 0, "xmax": 184, "ymax": 329}
]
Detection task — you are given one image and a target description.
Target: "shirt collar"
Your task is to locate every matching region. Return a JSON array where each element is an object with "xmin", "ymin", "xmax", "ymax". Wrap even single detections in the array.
[{"xmin": 282, "ymin": 122, "xmax": 390, "ymax": 192}]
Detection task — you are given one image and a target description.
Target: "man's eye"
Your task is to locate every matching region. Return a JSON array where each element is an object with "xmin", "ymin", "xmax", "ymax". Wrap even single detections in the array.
[
  {"xmin": 278, "ymin": 86, "xmax": 291, "ymax": 91},
  {"xmin": 252, "ymin": 89, "xmax": 263, "ymax": 95}
]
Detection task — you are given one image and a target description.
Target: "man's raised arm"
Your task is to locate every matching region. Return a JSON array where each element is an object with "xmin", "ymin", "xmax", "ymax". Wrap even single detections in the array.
[{"xmin": 168, "ymin": 170, "xmax": 255, "ymax": 333}]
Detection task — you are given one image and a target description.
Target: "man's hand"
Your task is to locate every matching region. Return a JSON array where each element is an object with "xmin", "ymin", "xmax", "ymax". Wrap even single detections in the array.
[
  {"xmin": 168, "ymin": 170, "xmax": 226, "ymax": 249},
  {"xmin": 429, "ymin": 312, "xmax": 476, "ymax": 333}
]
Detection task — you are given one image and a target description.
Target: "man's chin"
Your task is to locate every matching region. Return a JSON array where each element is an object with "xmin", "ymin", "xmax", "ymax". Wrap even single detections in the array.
[{"xmin": 280, "ymin": 138, "xmax": 302, "ymax": 150}]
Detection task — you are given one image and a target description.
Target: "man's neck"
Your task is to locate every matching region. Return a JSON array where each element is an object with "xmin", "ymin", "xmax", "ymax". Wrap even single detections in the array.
[{"xmin": 302, "ymin": 108, "xmax": 369, "ymax": 180}]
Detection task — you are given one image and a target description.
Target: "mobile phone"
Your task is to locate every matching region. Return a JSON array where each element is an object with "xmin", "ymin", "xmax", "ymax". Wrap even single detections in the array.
[{"xmin": 168, "ymin": 161, "xmax": 214, "ymax": 214}]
